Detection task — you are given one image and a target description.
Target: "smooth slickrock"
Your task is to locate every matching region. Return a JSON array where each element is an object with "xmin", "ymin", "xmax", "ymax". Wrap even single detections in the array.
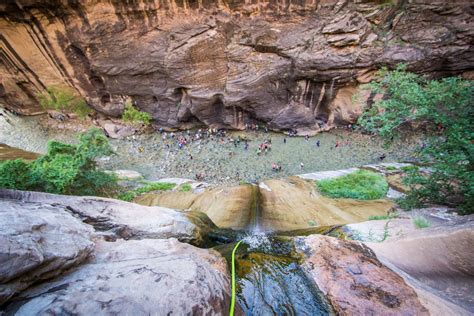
[
  {"xmin": 366, "ymin": 220, "xmax": 474, "ymax": 314},
  {"xmin": 0, "ymin": 189, "xmax": 215, "ymax": 245},
  {"xmin": 136, "ymin": 184, "xmax": 255, "ymax": 229},
  {"xmin": 0, "ymin": 199, "xmax": 94, "ymax": 305},
  {"xmin": 296, "ymin": 234, "xmax": 429, "ymax": 315},
  {"xmin": 10, "ymin": 238, "xmax": 237, "ymax": 315},
  {"xmin": 1, "ymin": 1, "xmax": 472, "ymax": 133},
  {"xmin": 136, "ymin": 177, "xmax": 393, "ymax": 231}
]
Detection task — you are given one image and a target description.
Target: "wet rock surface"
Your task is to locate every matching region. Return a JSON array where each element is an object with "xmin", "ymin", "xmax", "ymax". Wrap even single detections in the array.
[
  {"xmin": 8, "ymin": 239, "xmax": 234, "ymax": 316},
  {"xmin": 297, "ymin": 234, "xmax": 429, "ymax": 315},
  {"xmin": 1, "ymin": 1, "xmax": 472, "ymax": 133},
  {"xmin": 137, "ymin": 176, "xmax": 393, "ymax": 231},
  {"xmin": 0, "ymin": 199, "xmax": 94, "ymax": 305}
]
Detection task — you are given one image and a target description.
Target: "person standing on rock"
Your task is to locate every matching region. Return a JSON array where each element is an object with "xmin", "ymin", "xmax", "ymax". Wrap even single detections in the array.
[{"xmin": 284, "ymin": 137, "xmax": 286, "ymax": 144}]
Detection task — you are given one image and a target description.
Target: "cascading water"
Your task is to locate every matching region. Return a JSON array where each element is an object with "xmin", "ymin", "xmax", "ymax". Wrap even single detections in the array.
[{"xmin": 222, "ymin": 184, "xmax": 334, "ymax": 315}]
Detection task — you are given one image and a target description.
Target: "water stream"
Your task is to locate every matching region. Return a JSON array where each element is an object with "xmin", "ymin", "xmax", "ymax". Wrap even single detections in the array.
[
  {"xmin": 0, "ymin": 110, "xmax": 421, "ymax": 185},
  {"xmin": 0, "ymin": 110, "xmax": 416, "ymax": 314}
]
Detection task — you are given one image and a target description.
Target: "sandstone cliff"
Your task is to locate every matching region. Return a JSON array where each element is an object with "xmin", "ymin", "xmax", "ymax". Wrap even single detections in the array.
[{"xmin": 1, "ymin": 0, "xmax": 473, "ymax": 132}]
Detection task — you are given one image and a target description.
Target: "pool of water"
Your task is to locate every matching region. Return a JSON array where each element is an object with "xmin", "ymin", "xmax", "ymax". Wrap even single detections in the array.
[
  {"xmin": 0, "ymin": 110, "xmax": 421, "ymax": 185},
  {"xmin": 216, "ymin": 234, "xmax": 334, "ymax": 316}
]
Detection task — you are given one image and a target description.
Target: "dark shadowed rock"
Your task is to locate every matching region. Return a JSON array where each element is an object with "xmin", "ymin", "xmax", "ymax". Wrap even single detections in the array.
[
  {"xmin": 0, "ymin": 199, "xmax": 94, "ymax": 305},
  {"xmin": 296, "ymin": 235, "xmax": 429, "ymax": 315}
]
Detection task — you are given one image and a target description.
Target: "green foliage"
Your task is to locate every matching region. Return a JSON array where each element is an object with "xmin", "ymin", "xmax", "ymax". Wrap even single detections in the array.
[
  {"xmin": 368, "ymin": 213, "xmax": 398, "ymax": 221},
  {"xmin": 368, "ymin": 215, "xmax": 389, "ymax": 220},
  {"xmin": 179, "ymin": 183, "xmax": 192, "ymax": 192},
  {"xmin": 358, "ymin": 65, "xmax": 474, "ymax": 214},
  {"xmin": 385, "ymin": 166, "xmax": 397, "ymax": 171},
  {"xmin": 316, "ymin": 170, "xmax": 388, "ymax": 200},
  {"xmin": 122, "ymin": 101, "xmax": 152, "ymax": 126},
  {"xmin": 413, "ymin": 216, "xmax": 430, "ymax": 229},
  {"xmin": 38, "ymin": 86, "xmax": 91, "ymax": 118},
  {"xmin": 401, "ymin": 165, "xmax": 419, "ymax": 173},
  {"xmin": 0, "ymin": 159, "xmax": 32, "ymax": 190},
  {"xmin": 118, "ymin": 182, "xmax": 175, "ymax": 201},
  {"xmin": 0, "ymin": 128, "xmax": 117, "ymax": 197}
]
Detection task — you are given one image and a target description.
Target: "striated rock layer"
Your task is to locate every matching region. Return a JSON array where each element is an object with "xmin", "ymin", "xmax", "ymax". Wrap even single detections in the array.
[{"xmin": 1, "ymin": 0, "xmax": 473, "ymax": 133}]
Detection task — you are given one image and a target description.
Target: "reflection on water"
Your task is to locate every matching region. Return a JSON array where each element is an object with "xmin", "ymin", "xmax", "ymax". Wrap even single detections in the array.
[
  {"xmin": 0, "ymin": 143, "xmax": 39, "ymax": 161},
  {"xmin": 218, "ymin": 236, "xmax": 334, "ymax": 316}
]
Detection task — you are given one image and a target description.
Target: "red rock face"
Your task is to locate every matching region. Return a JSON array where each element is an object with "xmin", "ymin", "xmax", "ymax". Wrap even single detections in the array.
[
  {"xmin": 297, "ymin": 235, "xmax": 429, "ymax": 315},
  {"xmin": 1, "ymin": 0, "xmax": 472, "ymax": 132}
]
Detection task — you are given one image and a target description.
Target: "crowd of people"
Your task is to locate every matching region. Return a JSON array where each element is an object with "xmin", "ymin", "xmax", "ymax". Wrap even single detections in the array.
[{"xmin": 153, "ymin": 125, "xmax": 387, "ymax": 181}]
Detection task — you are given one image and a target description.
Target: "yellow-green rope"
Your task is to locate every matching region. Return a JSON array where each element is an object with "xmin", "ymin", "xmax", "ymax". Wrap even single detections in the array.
[{"xmin": 229, "ymin": 240, "xmax": 243, "ymax": 316}]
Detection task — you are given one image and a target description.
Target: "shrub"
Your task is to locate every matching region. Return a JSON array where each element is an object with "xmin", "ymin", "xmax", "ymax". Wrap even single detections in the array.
[
  {"xmin": 0, "ymin": 159, "xmax": 32, "ymax": 190},
  {"xmin": 0, "ymin": 128, "xmax": 118, "ymax": 197},
  {"xmin": 179, "ymin": 183, "xmax": 192, "ymax": 192},
  {"xmin": 122, "ymin": 101, "xmax": 152, "ymax": 126},
  {"xmin": 38, "ymin": 86, "xmax": 91, "ymax": 118},
  {"xmin": 368, "ymin": 213, "xmax": 398, "ymax": 220},
  {"xmin": 413, "ymin": 216, "xmax": 430, "ymax": 229},
  {"xmin": 118, "ymin": 182, "xmax": 175, "ymax": 201},
  {"xmin": 316, "ymin": 170, "xmax": 388, "ymax": 200},
  {"xmin": 358, "ymin": 65, "xmax": 474, "ymax": 214},
  {"xmin": 400, "ymin": 165, "xmax": 419, "ymax": 173}
]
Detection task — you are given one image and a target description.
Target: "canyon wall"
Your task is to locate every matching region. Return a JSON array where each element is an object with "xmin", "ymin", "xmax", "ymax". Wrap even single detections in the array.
[{"xmin": 1, "ymin": 0, "xmax": 473, "ymax": 132}]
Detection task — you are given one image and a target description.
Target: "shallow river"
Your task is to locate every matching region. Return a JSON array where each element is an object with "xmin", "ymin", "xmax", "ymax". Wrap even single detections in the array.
[{"xmin": 0, "ymin": 110, "xmax": 421, "ymax": 184}]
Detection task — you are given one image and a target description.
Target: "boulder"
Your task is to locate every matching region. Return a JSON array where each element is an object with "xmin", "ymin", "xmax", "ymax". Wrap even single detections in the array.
[
  {"xmin": 0, "ymin": 189, "xmax": 215, "ymax": 245},
  {"xmin": 110, "ymin": 169, "xmax": 143, "ymax": 180},
  {"xmin": 102, "ymin": 122, "xmax": 135, "ymax": 139},
  {"xmin": 0, "ymin": 199, "xmax": 94, "ymax": 305},
  {"xmin": 10, "ymin": 239, "xmax": 235, "ymax": 315},
  {"xmin": 296, "ymin": 235, "xmax": 429, "ymax": 315}
]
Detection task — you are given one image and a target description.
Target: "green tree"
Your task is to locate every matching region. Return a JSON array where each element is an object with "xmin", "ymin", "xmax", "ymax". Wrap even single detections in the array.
[
  {"xmin": 0, "ymin": 128, "xmax": 118, "ymax": 197},
  {"xmin": 358, "ymin": 65, "xmax": 474, "ymax": 214}
]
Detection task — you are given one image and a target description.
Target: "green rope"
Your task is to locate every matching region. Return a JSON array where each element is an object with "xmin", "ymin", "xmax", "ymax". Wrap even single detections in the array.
[{"xmin": 229, "ymin": 240, "xmax": 243, "ymax": 316}]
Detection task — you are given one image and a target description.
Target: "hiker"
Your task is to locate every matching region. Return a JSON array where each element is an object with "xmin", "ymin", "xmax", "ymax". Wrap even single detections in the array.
[
  {"xmin": 244, "ymin": 141, "xmax": 249, "ymax": 150},
  {"xmin": 284, "ymin": 137, "xmax": 286, "ymax": 144},
  {"xmin": 305, "ymin": 135, "xmax": 309, "ymax": 142},
  {"xmin": 300, "ymin": 162, "xmax": 304, "ymax": 169},
  {"xmin": 335, "ymin": 140, "xmax": 340, "ymax": 148},
  {"xmin": 316, "ymin": 140, "xmax": 320, "ymax": 147}
]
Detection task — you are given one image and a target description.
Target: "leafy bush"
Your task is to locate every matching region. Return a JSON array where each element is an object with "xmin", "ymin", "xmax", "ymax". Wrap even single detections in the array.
[
  {"xmin": 368, "ymin": 213, "xmax": 398, "ymax": 220},
  {"xmin": 179, "ymin": 183, "xmax": 192, "ymax": 192},
  {"xmin": 413, "ymin": 216, "xmax": 430, "ymax": 229},
  {"xmin": 122, "ymin": 101, "xmax": 152, "ymax": 126},
  {"xmin": 358, "ymin": 65, "xmax": 474, "ymax": 214},
  {"xmin": 118, "ymin": 182, "xmax": 175, "ymax": 201},
  {"xmin": 38, "ymin": 86, "xmax": 91, "ymax": 118},
  {"xmin": 0, "ymin": 159, "xmax": 32, "ymax": 190},
  {"xmin": 0, "ymin": 128, "xmax": 117, "ymax": 197},
  {"xmin": 316, "ymin": 170, "xmax": 388, "ymax": 200}
]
